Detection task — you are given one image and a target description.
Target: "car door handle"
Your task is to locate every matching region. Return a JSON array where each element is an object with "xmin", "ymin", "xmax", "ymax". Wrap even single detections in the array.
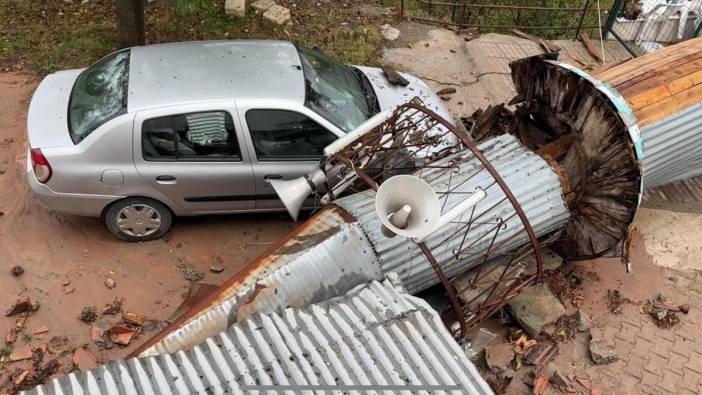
[
  {"xmin": 263, "ymin": 174, "xmax": 283, "ymax": 181},
  {"xmin": 155, "ymin": 175, "xmax": 177, "ymax": 184}
]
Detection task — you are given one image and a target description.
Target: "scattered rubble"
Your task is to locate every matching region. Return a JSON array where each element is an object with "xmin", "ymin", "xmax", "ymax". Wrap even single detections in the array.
[
  {"xmin": 10, "ymin": 265, "xmax": 23, "ymax": 276},
  {"xmin": 531, "ymin": 372, "xmax": 550, "ymax": 395},
  {"xmin": 9, "ymin": 346, "xmax": 33, "ymax": 362},
  {"xmin": 101, "ymin": 298, "xmax": 123, "ymax": 315},
  {"xmin": 104, "ymin": 277, "xmax": 116, "ymax": 289},
  {"xmin": 209, "ymin": 264, "xmax": 225, "ymax": 273},
  {"xmin": 380, "ymin": 24, "xmax": 400, "ymax": 41},
  {"xmin": 263, "ymin": 5, "xmax": 291, "ymax": 25},
  {"xmin": 123, "ymin": 312, "xmax": 147, "ymax": 326},
  {"xmin": 6, "ymin": 297, "xmax": 31, "ymax": 316},
  {"xmin": 524, "ymin": 341, "xmax": 559, "ymax": 369},
  {"xmin": 33, "ymin": 326, "xmax": 49, "ymax": 335},
  {"xmin": 642, "ymin": 296, "xmax": 688, "ymax": 328},
  {"xmin": 575, "ymin": 310, "xmax": 590, "ymax": 332},
  {"xmin": 589, "ymin": 327, "xmax": 618, "ymax": 365},
  {"xmin": 606, "ymin": 289, "xmax": 631, "ymax": 314},
  {"xmin": 79, "ymin": 306, "xmax": 97, "ymax": 324},
  {"xmin": 250, "ymin": 0, "xmax": 275, "ymax": 12},
  {"xmin": 507, "ymin": 283, "xmax": 566, "ymax": 336},
  {"xmin": 549, "ymin": 370, "xmax": 575, "ymax": 393},
  {"xmin": 224, "ymin": 0, "xmax": 246, "ymax": 17},
  {"xmin": 183, "ymin": 268, "xmax": 204, "ymax": 282},
  {"xmin": 5, "ymin": 327, "xmax": 17, "ymax": 344},
  {"xmin": 109, "ymin": 324, "xmax": 140, "ymax": 346},
  {"xmin": 485, "ymin": 342, "xmax": 514, "ymax": 371}
]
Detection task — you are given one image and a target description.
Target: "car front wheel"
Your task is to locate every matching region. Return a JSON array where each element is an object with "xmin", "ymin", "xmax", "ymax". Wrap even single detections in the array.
[{"xmin": 104, "ymin": 197, "xmax": 173, "ymax": 242}]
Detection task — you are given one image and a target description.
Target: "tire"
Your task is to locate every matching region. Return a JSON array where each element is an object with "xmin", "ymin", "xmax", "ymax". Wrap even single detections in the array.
[{"xmin": 104, "ymin": 197, "xmax": 173, "ymax": 242}]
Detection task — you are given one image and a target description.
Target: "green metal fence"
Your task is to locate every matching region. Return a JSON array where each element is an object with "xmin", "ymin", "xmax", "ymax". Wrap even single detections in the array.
[{"xmin": 604, "ymin": 0, "xmax": 702, "ymax": 56}]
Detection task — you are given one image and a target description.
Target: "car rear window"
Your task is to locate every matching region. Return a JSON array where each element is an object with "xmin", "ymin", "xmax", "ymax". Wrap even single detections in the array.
[{"xmin": 68, "ymin": 49, "xmax": 130, "ymax": 144}]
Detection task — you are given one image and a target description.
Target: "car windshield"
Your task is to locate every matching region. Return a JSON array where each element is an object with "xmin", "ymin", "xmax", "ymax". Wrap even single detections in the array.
[
  {"xmin": 297, "ymin": 46, "xmax": 377, "ymax": 133},
  {"xmin": 68, "ymin": 49, "xmax": 130, "ymax": 144}
]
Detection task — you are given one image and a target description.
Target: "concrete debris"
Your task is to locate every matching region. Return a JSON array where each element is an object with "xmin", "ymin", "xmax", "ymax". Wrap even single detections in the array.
[
  {"xmin": 589, "ymin": 327, "xmax": 618, "ymax": 364},
  {"xmin": 250, "ymin": 0, "xmax": 275, "ymax": 12},
  {"xmin": 5, "ymin": 297, "xmax": 31, "ymax": 316},
  {"xmin": 10, "ymin": 265, "xmax": 23, "ymax": 276},
  {"xmin": 606, "ymin": 289, "xmax": 631, "ymax": 314},
  {"xmin": 508, "ymin": 283, "xmax": 566, "ymax": 336},
  {"xmin": 532, "ymin": 372, "xmax": 550, "ymax": 395},
  {"xmin": 380, "ymin": 23, "xmax": 400, "ymax": 41},
  {"xmin": 262, "ymin": 4, "xmax": 290, "ymax": 25},
  {"xmin": 183, "ymin": 267, "xmax": 204, "ymax": 282},
  {"xmin": 78, "ymin": 306, "xmax": 97, "ymax": 323},
  {"xmin": 524, "ymin": 341, "xmax": 559, "ymax": 368},
  {"xmin": 224, "ymin": 0, "xmax": 246, "ymax": 16},
  {"xmin": 436, "ymin": 87, "xmax": 457, "ymax": 95},
  {"xmin": 576, "ymin": 309, "xmax": 591, "ymax": 332},
  {"xmin": 550, "ymin": 370, "xmax": 574, "ymax": 392},
  {"xmin": 485, "ymin": 342, "xmax": 514, "ymax": 371},
  {"xmin": 104, "ymin": 277, "xmax": 116, "ymax": 289}
]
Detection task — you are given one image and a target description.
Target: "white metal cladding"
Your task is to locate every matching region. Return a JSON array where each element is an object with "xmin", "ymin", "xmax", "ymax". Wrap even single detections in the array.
[
  {"xmin": 640, "ymin": 102, "xmax": 702, "ymax": 188},
  {"xmin": 23, "ymin": 275, "xmax": 493, "ymax": 395},
  {"xmin": 140, "ymin": 208, "xmax": 382, "ymax": 357},
  {"xmin": 335, "ymin": 134, "xmax": 570, "ymax": 293}
]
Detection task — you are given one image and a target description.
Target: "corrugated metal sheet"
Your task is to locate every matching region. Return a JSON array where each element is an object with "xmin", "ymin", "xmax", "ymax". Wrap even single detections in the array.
[
  {"xmin": 640, "ymin": 102, "xmax": 702, "ymax": 188},
  {"xmin": 23, "ymin": 275, "xmax": 493, "ymax": 395},
  {"xmin": 336, "ymin": 134, "xmax": 571, "ymax": 293},
  {"xmin": 139, "ymin": 207, "xmax": 382, "ymax": 357},
  {"xmin": 643, "ymin": 175, "xmax": 702, "ymax": 205}
]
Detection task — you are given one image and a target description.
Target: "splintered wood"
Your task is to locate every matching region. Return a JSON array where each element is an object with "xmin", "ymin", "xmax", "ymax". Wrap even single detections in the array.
[
  {"xmin": 594, "ymin": 37, "xmax": 702, "ymax": 127},
  {"xmin": 466, "ymin": 56, "xmax": 641, "ymax": 259}
]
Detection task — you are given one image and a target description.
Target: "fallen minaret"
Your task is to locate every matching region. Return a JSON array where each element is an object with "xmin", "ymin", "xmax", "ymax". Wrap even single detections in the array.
[{"xmin": 133, "ymin": 95, "xmax": 641, "ymax": 357}]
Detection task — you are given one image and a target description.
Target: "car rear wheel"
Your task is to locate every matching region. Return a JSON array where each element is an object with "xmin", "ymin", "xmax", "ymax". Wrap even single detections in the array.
[{"xmin": 104, "ymin": 197, "xmax": 172, "ymax": 242}]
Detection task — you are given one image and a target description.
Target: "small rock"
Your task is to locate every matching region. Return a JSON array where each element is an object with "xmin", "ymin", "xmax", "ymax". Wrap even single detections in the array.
[
  {"xmin": 589, "ymin": 327, "xmax": 618, "ymax": 364},
  {"xmin": 110, "ymin": 324, "xmax": 140, "ymax": 346},
  {"xmin": 101, "ymin": 298, "xmax": 123, "ymax": 315},
  {"xmin": 79, "ymin": 306, "xmax": 97, "ymax": 324},
  {"xmin": 263, "ymin": 5, "xmax": 291, "ymax": 25},
  {"xmin": 380, "ymin": 24, "xmax": 400, "ymax": 41},
  {"xmin": 440, "ymin": 95, "xmax": 452, "ymax": 101},
  {"xmin": 576, "ymin": 310, "xmax": 590, "ymax": 332},
  {"xmin": 5, "ymin": 297, "xmax": 31, "ymax": 316},
  {"xmin": 62, "ymin": 280, "xmax": 71, "ymax": 286},
  {"xmin": 184, "ymin": 268, "xmax": 204, "ymax": 282},
  {"xmin": 485, "ymin": 342, "xmax": 514, "ymax": 371},
  {"xmin": 63, "ymin": 286, "xmax": 75, "ymax": 295},
  {"xmin": 224, "ymin": 0, "xmax": 246, "ymax": 16},
  {"xmin": 209, "ymin": 264, "xmax": 225, "ymax": 273},
  {"xmin": 251, "ymin": 0, "xmax": 276, "ymax": 12},
  {"xmin": 549, "ymin": 370, "xmax": 571, "ymax": 392},
  {"xmin": 10, "ymin": 266, "xmax": 23, "ymax": 276},
  {"xmin": 104, "ymin": 277, "xmax": 116, "ymax": 289}
]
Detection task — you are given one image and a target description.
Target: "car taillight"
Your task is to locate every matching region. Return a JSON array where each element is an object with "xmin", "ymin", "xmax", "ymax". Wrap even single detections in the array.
[{"xmin": 30, "ymin": 148, "xmax": 52, "ymax": 183}]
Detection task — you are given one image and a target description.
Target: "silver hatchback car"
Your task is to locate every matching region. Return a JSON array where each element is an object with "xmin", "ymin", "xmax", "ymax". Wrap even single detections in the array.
[{"xmin": 26, "ymin": 40, "xmax": 453, "ymax": 241}]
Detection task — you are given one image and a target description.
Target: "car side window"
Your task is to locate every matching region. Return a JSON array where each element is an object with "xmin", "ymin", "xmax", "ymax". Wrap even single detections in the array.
[
  {"xmin": 142, "ymin": 111, "xmax": 241, "ymax": 161},
  {"xmin": 245, "ymin": 109, "xmax": 338, "ymax": 161}
]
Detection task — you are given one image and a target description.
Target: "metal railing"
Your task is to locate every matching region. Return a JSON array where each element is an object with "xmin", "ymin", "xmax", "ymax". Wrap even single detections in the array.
[
  {"xmin": 604, "ymin": 0, "xmax": 702, "ymax": 56},
  {"xmin": 399, "ymin": 0, "xmax": 609, "ymax": 39}
]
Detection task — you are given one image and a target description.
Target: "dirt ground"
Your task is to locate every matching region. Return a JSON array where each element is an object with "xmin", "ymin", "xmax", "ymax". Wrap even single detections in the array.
[{"xmin": 0, "ymin": 73, "xmax": 294, "ymax": 385}]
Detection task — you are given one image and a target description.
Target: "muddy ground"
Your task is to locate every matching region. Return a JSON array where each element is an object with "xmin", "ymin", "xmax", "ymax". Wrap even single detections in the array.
[{"xmin": 0, "ymin": 73, "xmax": 295, "ymax": 383}]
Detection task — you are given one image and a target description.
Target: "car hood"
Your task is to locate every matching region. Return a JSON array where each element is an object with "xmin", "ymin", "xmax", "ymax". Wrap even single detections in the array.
[
  {"xmin": 27, "ymin": 69, "xmax": 84, "ymax": 148},
  {"xmin": 355, "ymin": 66, "xmax": 455, "ymax": 126}
]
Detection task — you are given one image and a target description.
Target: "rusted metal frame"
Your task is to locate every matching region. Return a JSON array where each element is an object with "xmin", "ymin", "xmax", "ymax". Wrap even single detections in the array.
[
  {"xmin": 469, "ymin": 218, "xmax": 506, "ymax": 287},
  {"xmin": 418, "ymin": 242, "xmax": 468, "ymax": 338},
  {"xmin": 434, "ymin": 190, "xmax": 506, "ymax": 248},
  {"xmin": 364, "ymin": 144, "xmax": 456, "ymax": 183},
  {"xmin": 333, "ymin": 154, "xmax": 380, "ymax": 191},
  {"xmin": 404, "ymin": 102, "xmax": 545, "ymax": 282},
  {"xmin": 467, "ymin": 273, "xmax": 537, "ymax": 326}
]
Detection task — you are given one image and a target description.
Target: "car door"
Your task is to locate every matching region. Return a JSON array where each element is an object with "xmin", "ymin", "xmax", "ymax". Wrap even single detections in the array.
[
  {"xmin": 133, "ymin": 103, "xmax": 256, "ymax": 213},
  {"xmin": 238, "ymin": 106, "xmax": 343, "ymax": 210}
]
